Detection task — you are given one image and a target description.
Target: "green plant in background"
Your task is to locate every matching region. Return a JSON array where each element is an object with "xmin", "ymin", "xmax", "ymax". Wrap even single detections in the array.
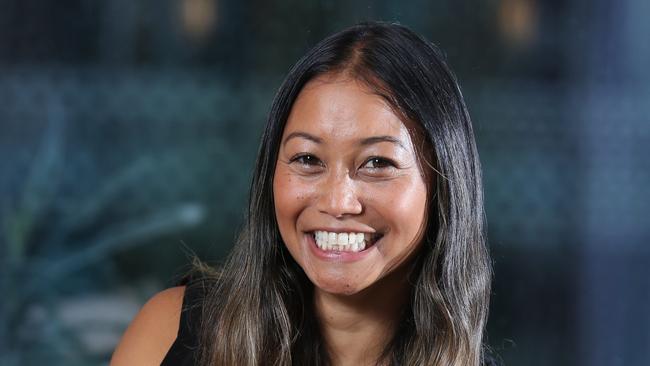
[
  {"xmin": 0, "ymin": 75, "xmax": 264, "ymax": 365},
  {"xmin": 1, "ymin": 108, "xmax": 208, "ymax": 365}
]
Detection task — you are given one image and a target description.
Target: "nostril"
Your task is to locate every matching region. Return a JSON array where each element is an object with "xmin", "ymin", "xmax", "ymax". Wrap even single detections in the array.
[{"xmin": 317, "ymin": 176, "xmax": 363, "ymax": 217}]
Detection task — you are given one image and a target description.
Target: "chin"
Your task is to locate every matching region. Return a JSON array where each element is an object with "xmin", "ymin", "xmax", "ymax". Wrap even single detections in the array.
[{"xmin": 310, "ymin": 274, "xmax": 369, "ymax": 296}]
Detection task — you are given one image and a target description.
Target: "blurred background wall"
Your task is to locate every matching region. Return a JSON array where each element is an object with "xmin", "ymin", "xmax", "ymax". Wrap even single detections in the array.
[{"xmin": 1, "ymin": 0, "xmax": 648, "ymax": 365}]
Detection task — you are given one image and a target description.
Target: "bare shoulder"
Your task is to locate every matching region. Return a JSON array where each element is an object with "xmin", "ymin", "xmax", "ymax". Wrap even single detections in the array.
[{"xmin": 110, "ymin": 286, "xmax": 186, "ymax": 366}]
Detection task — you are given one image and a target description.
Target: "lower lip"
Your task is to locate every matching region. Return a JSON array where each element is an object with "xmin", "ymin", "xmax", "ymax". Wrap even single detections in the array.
[{"xmin": 306, "ymin": 233, "xmax": 377, "ymax": 263}]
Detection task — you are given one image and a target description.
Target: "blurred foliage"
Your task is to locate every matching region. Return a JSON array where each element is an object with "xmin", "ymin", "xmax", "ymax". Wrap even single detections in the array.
[{"xmin": 0, "ymin": 68, "xmax": 273, "ymax": 363}]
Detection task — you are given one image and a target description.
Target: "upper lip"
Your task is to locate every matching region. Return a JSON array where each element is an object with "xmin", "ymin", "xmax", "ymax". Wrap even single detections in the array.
[{"xmin": 305, "ymin": 226, "xmax": 380, "ymax": 234}]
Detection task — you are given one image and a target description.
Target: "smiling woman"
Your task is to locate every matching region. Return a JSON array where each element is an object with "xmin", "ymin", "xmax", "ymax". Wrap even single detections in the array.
[
  {"xmin": 274, "ymin": 75, "xmax": 429, "ymax": 299},
  {"xmin": 111, "ymin": 21, "xmax": 495, "ymax": 366}
]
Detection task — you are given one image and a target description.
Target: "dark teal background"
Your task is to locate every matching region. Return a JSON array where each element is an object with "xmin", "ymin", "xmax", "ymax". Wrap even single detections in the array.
[{"xmin": 1, "ymin": 1, "xmax": 649, "ymax": 365}]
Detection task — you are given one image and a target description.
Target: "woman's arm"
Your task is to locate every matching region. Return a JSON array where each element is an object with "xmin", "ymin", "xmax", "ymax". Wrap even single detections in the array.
[{"xmin": 110, "ymin": 286, "xmax": 186, "ymax": 366}]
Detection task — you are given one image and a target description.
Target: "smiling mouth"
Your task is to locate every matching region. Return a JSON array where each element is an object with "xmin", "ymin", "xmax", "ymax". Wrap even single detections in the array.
[{"xmin": 311, "ymin": 231, "xmax": 383, "ymax": 253}]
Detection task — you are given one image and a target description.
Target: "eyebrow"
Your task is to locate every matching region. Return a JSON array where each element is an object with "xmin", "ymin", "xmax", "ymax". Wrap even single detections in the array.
[
  {"xmin": 282, "ymin": 131, "xmax": 323, "ymax": 146},
  {"xmin": 282, "ymin": 131, "xmax": 407, "ymax": 150},
  {"xmin": 359, "ymin": 135, "xmax": 407, "ymax": 150}
]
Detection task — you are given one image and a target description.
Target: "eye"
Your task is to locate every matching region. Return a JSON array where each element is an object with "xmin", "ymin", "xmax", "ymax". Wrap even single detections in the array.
[
  {"xmin": 289, "ymin": 153, "xmax": 324, "ymax": 172},
  {"xmin": 361, "ymin": 156, "xmax": 397, "ymax": 170},
  {"xmin": 361, "ymin": 156, "xmax": 397, "ymax": 175}
]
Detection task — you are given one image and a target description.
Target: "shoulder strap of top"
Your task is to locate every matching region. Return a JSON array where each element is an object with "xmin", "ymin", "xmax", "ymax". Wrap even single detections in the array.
[{"xmin": 161, "ymin": 280, "xmax": 207, "ymax": 365}]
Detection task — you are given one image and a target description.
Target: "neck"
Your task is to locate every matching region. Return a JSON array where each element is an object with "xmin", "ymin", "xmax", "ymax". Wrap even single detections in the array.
[{"xmin": 314, "ymin": 268, "xmax": 412, "ymax": 366}]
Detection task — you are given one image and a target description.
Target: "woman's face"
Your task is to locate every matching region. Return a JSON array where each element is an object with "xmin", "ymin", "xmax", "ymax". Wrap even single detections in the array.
[{"xmin": 273, "ymin": 74, "xmax": 429, "ymax": 296}]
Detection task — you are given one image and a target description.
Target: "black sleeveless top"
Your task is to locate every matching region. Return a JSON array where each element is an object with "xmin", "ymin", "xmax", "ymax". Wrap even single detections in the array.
[
  {"xmin": 159, "ymin": 282, "xmax": 503, "ymax": 366},
  {"xmin": 160, "ymin": 283, "xmax": 204, "ymax": 366}
]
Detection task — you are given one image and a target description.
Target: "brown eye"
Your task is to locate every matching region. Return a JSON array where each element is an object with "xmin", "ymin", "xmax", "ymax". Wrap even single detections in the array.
[
  {"xmin": 362, "ymin": 157, "xmax": 396, "ymax": 170},
  {"xmin": 290, "ymin": 154, "xmax": 323, "ymax": 166}
]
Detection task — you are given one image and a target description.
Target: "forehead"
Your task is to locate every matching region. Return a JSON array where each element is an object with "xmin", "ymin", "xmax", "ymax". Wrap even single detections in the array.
[{"xmin": 284, "ymin": 75, "xmax": 412, "ymax": 143}]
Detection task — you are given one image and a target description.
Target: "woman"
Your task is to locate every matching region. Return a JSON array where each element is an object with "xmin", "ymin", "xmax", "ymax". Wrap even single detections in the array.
[{"xmin": 111, "ymin": 21, "xmax": 494, "ymax": 366}]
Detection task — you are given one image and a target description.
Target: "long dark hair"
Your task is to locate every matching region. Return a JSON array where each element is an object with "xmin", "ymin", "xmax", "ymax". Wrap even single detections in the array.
[{"xmin": 194, "ymin": 21, "xmax": 492, "ymax": 366}]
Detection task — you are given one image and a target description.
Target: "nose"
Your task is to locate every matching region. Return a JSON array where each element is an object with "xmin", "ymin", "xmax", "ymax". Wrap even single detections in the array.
[{"xmin": 317, "ymin": 169, "xmax": 363, "ymax": 218}]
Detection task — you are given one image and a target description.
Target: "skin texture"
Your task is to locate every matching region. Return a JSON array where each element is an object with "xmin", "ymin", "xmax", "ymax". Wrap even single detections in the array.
[
  {"xmin": 109, "ymin": 286, "xmax": 185, "ymax": 366},
  {"xmin": 273, "ymin": 73, "xmax": 429, "ymax": 365}
]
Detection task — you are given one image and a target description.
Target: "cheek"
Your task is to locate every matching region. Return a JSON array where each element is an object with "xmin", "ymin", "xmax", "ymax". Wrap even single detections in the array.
[
  {"xmin": 273, "ymin": 172, "xmax": 294, "ymax": 226},
  {"xmin": 371, "ymin": 177, "xmax": 428, "ymax": 236},
  {"xmin": 273, "ymin": 169, "xmax": 313, "ymax": 230}
]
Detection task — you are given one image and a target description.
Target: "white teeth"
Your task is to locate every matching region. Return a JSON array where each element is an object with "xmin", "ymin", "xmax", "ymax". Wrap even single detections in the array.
[{"xmin": 313, "ymin": 230, "xmax": 377, "ymax": 253}]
